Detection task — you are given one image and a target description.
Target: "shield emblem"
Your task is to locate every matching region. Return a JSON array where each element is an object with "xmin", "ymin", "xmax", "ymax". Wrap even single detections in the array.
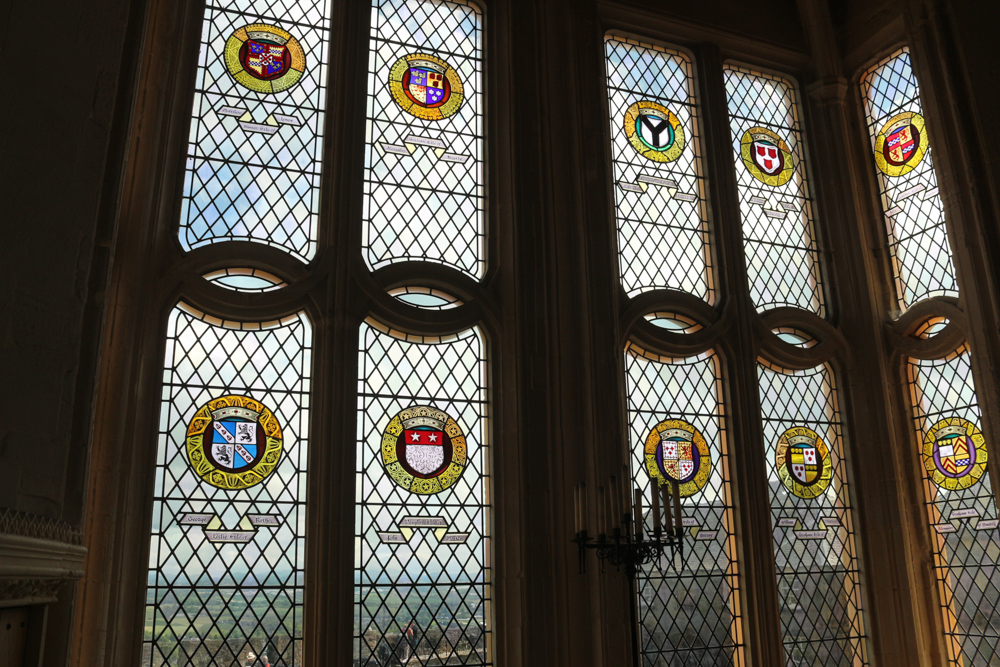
[
  {"xmin": 212, "ymin": 420, "xmax": 258, "ymax": 470},
  {"xmin": 752, "ymin": 141, "xmax": 783, "ymax": 175},
  {"xmin": 636, "ymin": 114, "xmax": 674, "ymax": 150},
  {"xmin": 402, "ymin": 428, "xmax": 446, "ymax": 476},
  {"xmin": 886, "ymin": 125, "xmax": 917, "ymax": 165},
  {"xmin": 937, "ymin": 435, "xmax": 973, "ymax": 476},
  {"xmin": 789, "ymin": 444, "xmax": 819, "ymax": 484},
  {"xmin": 407, "ymin": 67, "xmax": 448, "ymax": 107},
  {"xmin": 662, "ymin": 439, "xmax": 696, "ymax": 482},
  {"xmin": 245, "ymin": 40, "xmax": 289, "ymax": 79}
]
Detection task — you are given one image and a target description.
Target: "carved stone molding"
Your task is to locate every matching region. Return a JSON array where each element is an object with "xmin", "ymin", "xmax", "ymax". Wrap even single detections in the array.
[{"xmin": 0, "ymin": 509, "xmax": 87, "ymax": 608}]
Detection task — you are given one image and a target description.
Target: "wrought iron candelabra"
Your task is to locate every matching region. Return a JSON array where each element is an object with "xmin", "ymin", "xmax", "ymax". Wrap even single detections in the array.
[{"xmin": 572, "ymin": 467, "xmax": 685, "ymax": 580}]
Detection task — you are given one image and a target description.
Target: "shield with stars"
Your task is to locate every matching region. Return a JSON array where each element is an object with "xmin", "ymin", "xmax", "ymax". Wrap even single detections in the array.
[{"xmin": 381, "ymin": 406, "xmax": 469, "ymax": 495}]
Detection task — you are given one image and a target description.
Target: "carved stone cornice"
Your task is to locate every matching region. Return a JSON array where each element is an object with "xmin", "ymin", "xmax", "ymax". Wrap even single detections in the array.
[{"xmin": 0, "ymin": 509, "xmax": 87, "ymax": 608}]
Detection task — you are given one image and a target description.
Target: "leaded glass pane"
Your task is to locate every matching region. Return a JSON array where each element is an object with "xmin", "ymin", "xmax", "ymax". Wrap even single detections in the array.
[
  {"xmin": 605, "ymin": 37, "xmax": 713, "ymax": 301},
  {"xmin": 363, "ymin": 0, "xmax": 485, "ymax": 278},
  {"xmin": 625, "ymin": 344, "xmax": 743, "ymax": 666},
  {"xmin": 909, "ymin": 348, "xmax": 1000, "ymax": 666},
  {"xmin": 143, "ymin": 305, "xmax": 312, "ymax": 667},
  {"xmin": 758, "ymin": 362, "xmax": 868, "ymax": 666},
  {"xmin": 178, "ymin": 0, "xmax": 331, "ymax": 261},
  {"xmin": 724, "ymin": 65, "xmax": 823, "ymax": 315},
  {"xmin": 355, "ymin": 320, "xmax": 490, "ymax": 666},
  {"xmin": 861, "ymin": 47, "xmax": 959, "ymax": 310}
]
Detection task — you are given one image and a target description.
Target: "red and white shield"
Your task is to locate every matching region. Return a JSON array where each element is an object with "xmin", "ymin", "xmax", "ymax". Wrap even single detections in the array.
[
  {"xmin": 753, "ymin": 142, "xmax": 782, "ymax": 175},
  {"xmin": 679, "ymin": 460, "xmax": 695, "ymax": 478},
  {"xmin": 792, "ymin": 463, "xmax": 807, "ymax": 481},
  {"xmin": 802, "ymin": 447, "xmax": 817, "ymax": 465},
  {"xmin": 403, "ymin": 429, "xmax": 445, "ymax": 476}
]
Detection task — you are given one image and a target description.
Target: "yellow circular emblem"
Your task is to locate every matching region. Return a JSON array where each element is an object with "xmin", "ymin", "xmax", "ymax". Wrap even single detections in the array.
[
  {"xmin": 623, "ymin": 101, "xmax": 686, "ymax": 163},
  {"xmin": 185, "ymin": 395, "xmax": 284, "ymax": 490},
  {"xmin": 922, "ymin": 417, "xmax": 987, "ymax": 491},
  {"xmin": 643, "ymin": 419, "xmax": 711, "ymax": 497},
  {"xmin": 224, "ymin": 24, "xmax": 306, "ymax": 94},
  {"xmin": 774, "ymin": 426, "xmax": 833, "ymax": 499},
  {"xmin": 874, "ymin": 111, "xmax": 928, "ymax": 177},
  {"xmin": 381, "ymin": 406, "xmax": 468, "ymax": 495},
  {"xmin": 388, "ymin": 54, "xmax": 465, "ymax": 121},
  {"xmin": 740, "ymin": 126, "xmax": 794, "ymax": 186}
]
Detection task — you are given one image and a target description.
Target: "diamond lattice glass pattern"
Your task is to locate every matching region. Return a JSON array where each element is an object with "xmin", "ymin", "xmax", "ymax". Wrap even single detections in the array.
[
  {"xmin": 724, "ymin": 66, "xmax": 823, "ymax": 315},
  {"xmin": 143, "ymin": 307, "xmax": 312, "ymax": 667},
  {"xmin": 910, "ymin": 349, "xmax": 1000, "ymax": 666},
  {"xmin": 758, "ymin": 363, "xmax": 868, "ymax": 666},
  {"xmin": 178, "ymin": 0, "xmax": 331, "ymax": 261},
  {"xmin": 606, "ymin": 38, "xmax": 712, "ymax": 301},
  {"xmin": 861, "ymin": 48, "xmax": 959, "ymax": 310},
  {"xmin": 363, "ymin": 0, "xmax": 485, "ymax": 278},
  {"xmin": 355, "ymin": 321, "xmax": 490, "ymax": 666},
  {"xmin": 625, "ymin": 346, "xmax": 743, "ymax": 666}
]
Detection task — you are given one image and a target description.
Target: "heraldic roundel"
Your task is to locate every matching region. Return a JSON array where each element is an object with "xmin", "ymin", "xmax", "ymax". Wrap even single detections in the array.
[
  {"xmin": 389, "ymin": 53, "xmax": 465, "ymax": 121},
  {"xmin": 224, "ymin": 23, "xmax": 306, "ymax": 94},
  {"xmin": 624, "ymin": 101, "xmax": 686, "ymax": 163},
  {"xmin": 381, "ymin": 406, "xmax": 468, "ymax": 495},
  {"xmin": 186, "ymin": 395, "xmax": 284, "ymax": 490},
  {"xmin": 774, "ymin": 426, "xmax": 833, "ymax": 500},
  {"xmin": 922, "ymin": 417, "xmax": 987, "ymax": 491},
  {"xmin": 740, "ymin": 126, "xmax": 794, "ymax": 187},
  {"xmin": 644, "ymin": 419, "xmax": 711, "ymax": 497},
  {"xmin": 875, "ymin": 111, "xmax": 928, "ymax": 177}
]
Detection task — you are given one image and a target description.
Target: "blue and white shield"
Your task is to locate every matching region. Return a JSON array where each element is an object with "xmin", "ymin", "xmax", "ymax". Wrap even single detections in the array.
[{"xmin": 211, "ymin": 420, "xmax": 258, "ymax": 471}]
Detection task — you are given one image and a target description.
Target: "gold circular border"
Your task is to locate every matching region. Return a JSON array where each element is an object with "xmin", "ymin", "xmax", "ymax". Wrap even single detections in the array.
[
  {"xmin": 623, "ymin": 101, "xmax": 686, "ymax": 163},
  {"xmin": 774, "ymin": 426, "xmax": 833, "ymax": 500},
  {"xmin": 643, "ymin": 419, "xmax": 711, "ymax": 497},
  {"xmin": 381, "ymin": 406, "xmax": 468, "ymax": 495},
  {"xmin": 874, "ymin": 111, "xmax": 928, "ymax": 177},
  {"xmin": 224, "ymin": 23, "xmax": 306, "ymax": 94},
  {"xmin": 740, "ymin": 126, "xmax": 794, "ymax": 187},
  {"xmin": 922, "ymin": 417, "xmax": 987, "ymax": 491},
  {"xmin": 185, "ymin": 395, "xmax": 285, "ymax": 490},
  {"xmin": 388, "ymin": 53, "xmax": 465, "ymax": 121}
]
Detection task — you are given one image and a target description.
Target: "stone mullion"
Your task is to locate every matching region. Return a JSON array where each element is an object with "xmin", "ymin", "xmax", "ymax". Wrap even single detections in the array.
[
  {"xmin": 806, "ymin": 76, "xmax": 928, "ymax": 665},
  {"xmin": 797, "ymin": 1, "xmax": 936, "ymax": 663},
  {"xmin": 905, "ymin": 0, "xmax": 1000, "ymax": 509},
  {"xmin": 693, "ymin": 42, "xmax": 786, "ymax": 667},
  {"xmin": 304, "ymin": 0, "xmax": 371, "ymax": 663},
  {"xmin": 504, "ymin": 0, "xmax": 613, "ymax": 664}
]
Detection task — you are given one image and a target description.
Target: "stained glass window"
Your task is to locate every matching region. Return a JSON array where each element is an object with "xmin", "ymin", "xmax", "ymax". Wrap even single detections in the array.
[
  {"xmin": 355, "ymin": 319, "xmax": 490, "ymax": 666},
  {"xmin": 909, "ymin": 344, "xmax": 1000, "ymax": 665},
  {"xmin": 605, "ymin": 37, "xmax": 713, "ymax": 301},
  {"xmin": 624, "ymin": 342, "xmax": 742, "ymax": 666},
  {"xmin": 861, "ymin": 48, "xmax": 958, "ymax": 310},
  {"xmin": 363, "ymin": 0, "xmax": 485, "ymax": 278},
  {"xmin": 758, "ymin": 361, "xmax": 868, "ymax": 666},
  {"xmin": 203, "ymin": 268, "xmax": 287, "ymax": 292},
  {"xmin": 724, "ymin": 65, "xmax": 823, "ymax": 315},
  {"xmin": 178, "ymin": 0, "xmax": 331, "ymax": 261},
  {"xmin": 143, "ymin": 304, "xmax": 311, "ymax": 667}
]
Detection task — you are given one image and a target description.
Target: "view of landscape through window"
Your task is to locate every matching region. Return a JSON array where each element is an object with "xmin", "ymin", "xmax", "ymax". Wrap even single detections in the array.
[
  {"xmin": 624, "ymin": 343, "xmax": 742, "ymax": 666},
  {"xmin": 758, "ymin": 361, "xmax": 868, "ymax": 665}
]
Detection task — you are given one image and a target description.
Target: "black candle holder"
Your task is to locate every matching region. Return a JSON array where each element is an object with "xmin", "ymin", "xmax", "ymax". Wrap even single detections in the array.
[{"xmin": 573, "ymin": 517, "xmax": 683, "ymax": 579}]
